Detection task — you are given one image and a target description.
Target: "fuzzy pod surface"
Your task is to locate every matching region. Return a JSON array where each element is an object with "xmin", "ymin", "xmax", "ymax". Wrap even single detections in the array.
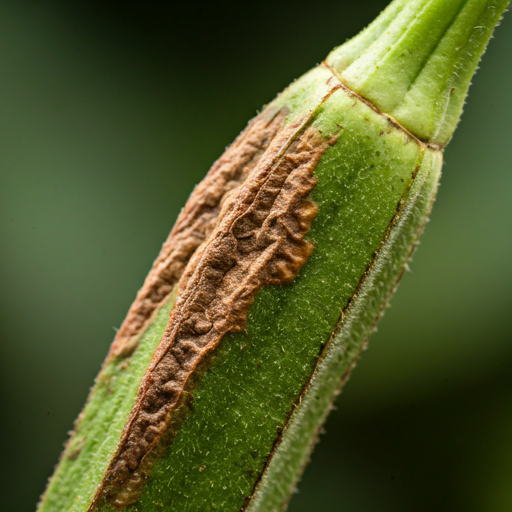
[{"xmin": 37, "ymin": 1, "xmax": 509, "ymax": 511}]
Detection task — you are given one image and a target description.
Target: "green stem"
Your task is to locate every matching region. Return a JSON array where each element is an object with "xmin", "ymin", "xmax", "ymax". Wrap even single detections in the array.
[{"xmin": 328, "ymin": 0, "xmax": 510, "ymax": 144}]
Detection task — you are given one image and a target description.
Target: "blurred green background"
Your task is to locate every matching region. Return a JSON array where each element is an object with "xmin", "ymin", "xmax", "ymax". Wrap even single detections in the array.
[{"xmin": 1, "ymin": 2, "xmax": 511, "ymax": 511}]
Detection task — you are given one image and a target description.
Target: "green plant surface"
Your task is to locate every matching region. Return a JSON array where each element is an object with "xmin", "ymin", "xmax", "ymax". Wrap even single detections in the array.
[
  {"xmin": 330, "ymin": 0, "xmax": 504, "ymax": 144},
  {"xmin": 31, "ymin": 1, "xmax": 510, "ymax": 512},
  {"xmin": 38, "ymin": 289, "xmax": 178, "ymax": 511}
]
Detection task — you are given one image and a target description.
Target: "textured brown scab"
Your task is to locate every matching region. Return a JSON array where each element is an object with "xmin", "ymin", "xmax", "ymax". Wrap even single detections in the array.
[
  {"xmin": 96, "ymin": 123, "xmax": 334, "ymax": 509},
  {"xmin": 109, "ymin": 107, "xmax": 287, "ymax": 358}
]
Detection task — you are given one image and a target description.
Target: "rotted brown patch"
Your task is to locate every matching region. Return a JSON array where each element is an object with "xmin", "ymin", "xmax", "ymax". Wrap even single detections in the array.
[
  {"xmin": 91, "ymin": 122, "xmax": 335, "ymax": 510},
  {"xmin": 109, "ymin": 107, "xmax": 288, "ymax": 359}
]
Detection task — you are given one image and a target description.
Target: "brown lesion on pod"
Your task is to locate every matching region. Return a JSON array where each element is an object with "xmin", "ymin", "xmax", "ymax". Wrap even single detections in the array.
[
  {"xmin": 92, "ymin": 120, "xmax": 336, "ymax": 510},
  {"xmin": 109, "ymin": 106, "xmax": 288, "ymax": 359}
]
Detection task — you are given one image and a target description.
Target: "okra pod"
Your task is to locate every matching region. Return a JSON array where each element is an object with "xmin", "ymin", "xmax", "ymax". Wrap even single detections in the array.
[{"xmin": 37, "ymin": 1, "xmax": 510, "ymax": 511}]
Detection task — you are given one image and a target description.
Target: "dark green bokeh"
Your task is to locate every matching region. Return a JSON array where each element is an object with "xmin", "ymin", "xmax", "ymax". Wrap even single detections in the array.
[{"xmin": 0, "ymin": 2, "xmax": 510, "ymax": 511}]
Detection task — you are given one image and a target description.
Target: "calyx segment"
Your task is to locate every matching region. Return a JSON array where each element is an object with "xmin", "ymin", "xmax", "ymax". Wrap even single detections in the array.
[{"xmin": 327, "ymin": 0, "xmax": 510, "ymax": 145}]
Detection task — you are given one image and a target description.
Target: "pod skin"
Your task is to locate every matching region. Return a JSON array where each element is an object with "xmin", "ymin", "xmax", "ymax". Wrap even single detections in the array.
[{"xmin": 37, "ymin": 1, "xmax": 509, "ymax": 511}]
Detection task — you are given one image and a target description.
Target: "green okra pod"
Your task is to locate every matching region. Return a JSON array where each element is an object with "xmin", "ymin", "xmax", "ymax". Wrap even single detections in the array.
[{"xmin": 37, "ymin": 1, "xmax": 510, "ymax": 511}]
